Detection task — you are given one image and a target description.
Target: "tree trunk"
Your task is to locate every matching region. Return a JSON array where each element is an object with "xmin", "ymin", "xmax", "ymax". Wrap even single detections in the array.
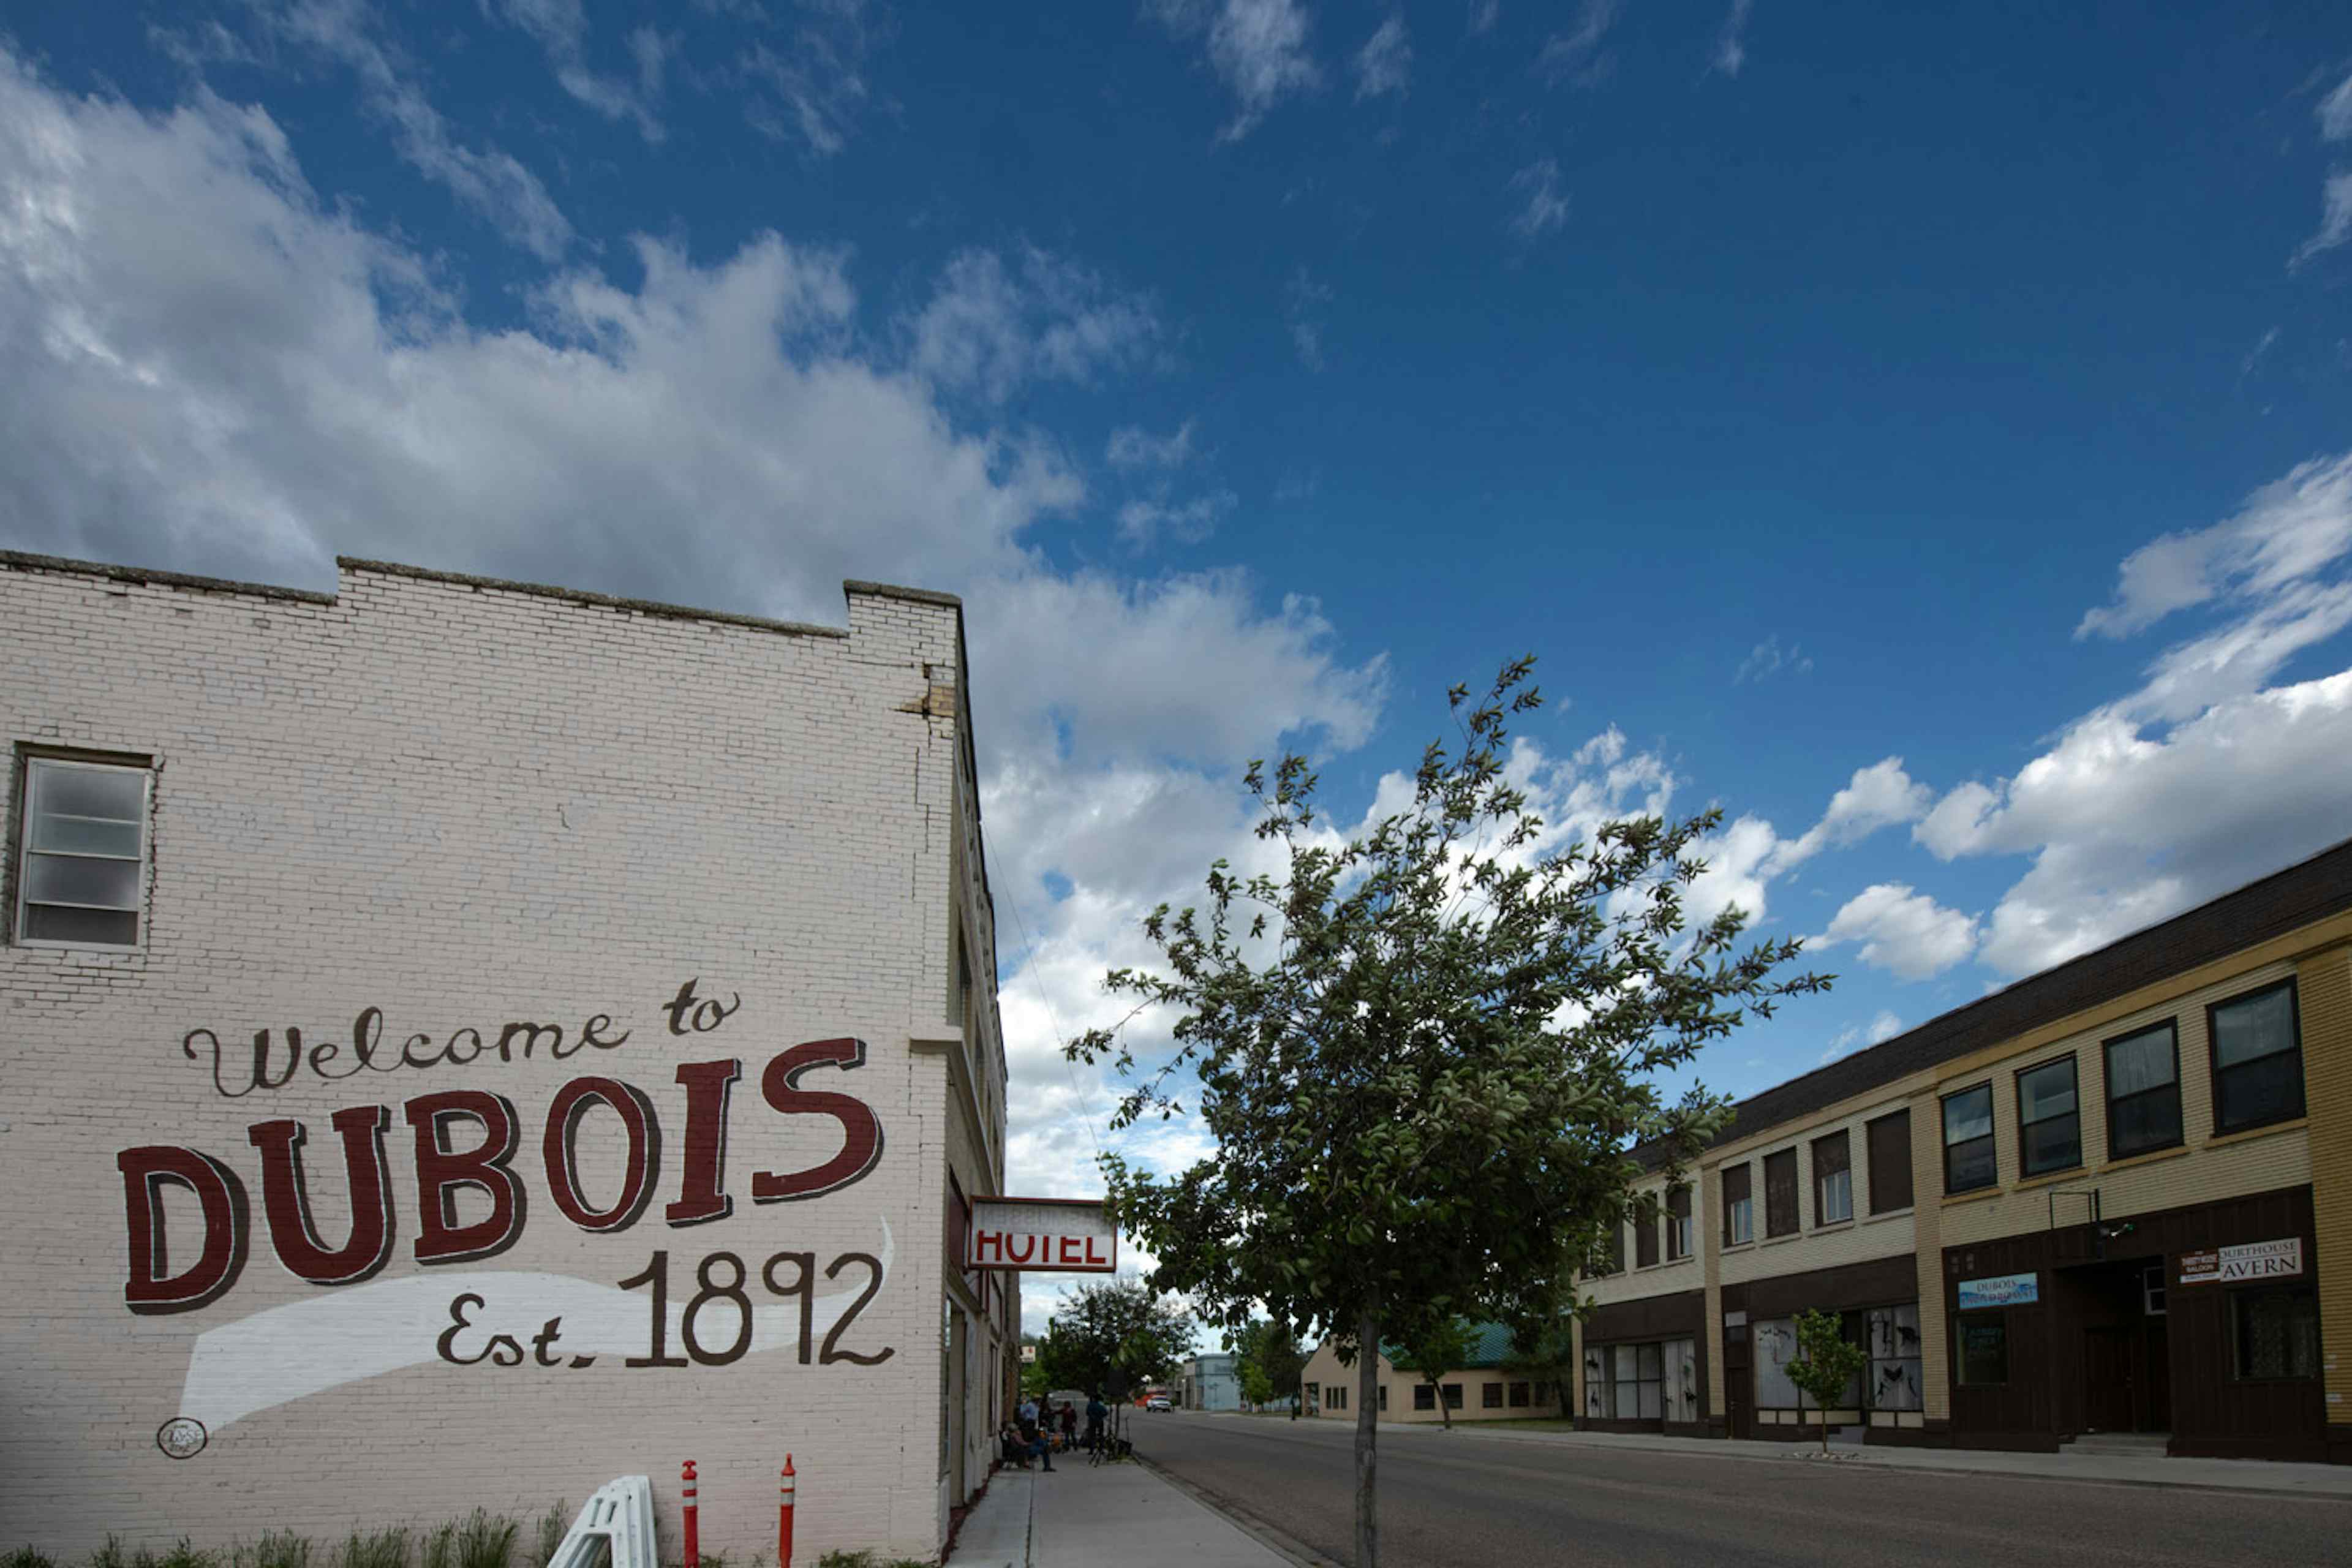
[
  {"xmin": 1354, "ymin": 1306, "xmax": 1379, "ymax": 1568},
  {"xmin": 1434, "ymin": 1378, "xmax": 1451, "ymax": 1430}
]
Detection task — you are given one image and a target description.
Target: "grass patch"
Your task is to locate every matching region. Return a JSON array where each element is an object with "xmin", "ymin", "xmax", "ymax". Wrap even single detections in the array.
[
  {"xmin": 336, "ymin": 1530, "xmax": 407, "ymax": 1568},
  {"xmin": 530, "ymin": 1507, "xmax": 566, "ymax": 1568},
  {"xmin": 7, "ymin": 1548, "xmax": 57, "ymax": 1568}
]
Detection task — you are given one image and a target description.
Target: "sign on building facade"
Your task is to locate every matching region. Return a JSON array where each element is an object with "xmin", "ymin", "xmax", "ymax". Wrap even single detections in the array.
[
  {"xmin": 1955, "ymin": 1270, "xmax": 2040, "ymax": 1310},
  {"xmin": 0, "ymin": 556, "xmax": 1014, "ymax": 1565},
  {"xmin": 2177, "ymin": 1237, "xmax": 2304, "ymax": 1286},
  {"xmin": 967, "ymin": 1196, "xmax": 1117, "ymax": 1272}
]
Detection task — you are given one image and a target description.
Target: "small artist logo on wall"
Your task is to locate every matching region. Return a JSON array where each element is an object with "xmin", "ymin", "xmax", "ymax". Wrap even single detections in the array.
[{"xmin": 156, "ymin": 1418, "xmax": 208, "ymax": 1460}]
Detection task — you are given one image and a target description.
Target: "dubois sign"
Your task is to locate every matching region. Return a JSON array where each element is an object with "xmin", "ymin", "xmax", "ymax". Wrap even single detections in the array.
[{"xmin": 966, "ymin": 1196, "xmax": 1116, "ymax": 1272}]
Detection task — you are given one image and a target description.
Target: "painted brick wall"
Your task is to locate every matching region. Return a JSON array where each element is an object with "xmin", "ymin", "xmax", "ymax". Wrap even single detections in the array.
[
  {"xmin": 0, "ymin": 556, "xmax": 995, "ymax": 1563},
  {"xmin": 2301, "ymin": 946, "xmax": 2352, "ymax": 1437}
]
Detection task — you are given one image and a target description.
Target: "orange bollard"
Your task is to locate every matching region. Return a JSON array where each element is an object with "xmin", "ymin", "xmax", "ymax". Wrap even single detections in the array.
[
  {"xmin": 682, "ymin": 1461, "xmax": 699, "ymax": 1568},
  {"xmin": 777, "ymin": 1454, "xmax": 797, "ymax": 1567}
]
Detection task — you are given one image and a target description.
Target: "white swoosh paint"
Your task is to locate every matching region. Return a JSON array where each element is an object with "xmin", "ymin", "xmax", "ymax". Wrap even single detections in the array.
[{"xmin": 174, "ymin": 1221, "xmax": 892, "ymax": 1433}]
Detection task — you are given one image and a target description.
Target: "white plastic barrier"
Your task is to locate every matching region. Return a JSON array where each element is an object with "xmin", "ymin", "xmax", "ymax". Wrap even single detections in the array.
[{"xmin": 548, "ymin": 1476, "xmax": 658, "ymax": 1568}]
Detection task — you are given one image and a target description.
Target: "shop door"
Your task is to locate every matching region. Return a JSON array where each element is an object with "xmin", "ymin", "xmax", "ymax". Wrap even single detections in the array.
[
  {"xmin": 2143, "ymin": 1320, "xmax": 2170, "ymax": 1431},
  {"xmin": 2083, "ymin": 1327, "xmax": 2135, "ymax": 1433}
]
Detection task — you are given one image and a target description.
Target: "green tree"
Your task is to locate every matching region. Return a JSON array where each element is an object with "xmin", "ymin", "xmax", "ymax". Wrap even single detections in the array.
[
  {"xmin": 1391, "ymin": 1319, "xmax": 1475, "ymax": 1430},
  {"xmin": 1232, "ymin": 1318, "xmax": 1309, "ymax": 1417},
  {"xmin": 1031, "ymin": 1277, "xmax": 1193, "ymax": 1398},
  {"xmin": 1071, "ymin": 660, "xmax": 1828, "ymax": 1567},
  {"xmin": 1498, "ymin": 1321, "xmax": 1577, "ymax": 1420},
  {"xmin": 1784, "ymin": 1308, "xmax": 1868, "ymax": 1457}
]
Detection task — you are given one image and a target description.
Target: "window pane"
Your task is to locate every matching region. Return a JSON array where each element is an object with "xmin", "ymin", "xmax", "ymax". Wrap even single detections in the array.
[
  {"xmin": 1959, "ymin": 1321, "xmax": 2007, "ymax": 1385},
  {"xmin": 1947, "ymin": 1134, "xmax": 1996, "ymax": 1193},
  {"xmin": 23, "ymin": 905, "xmax": 138, "ymax": 945},
  {"xmin": 2111, "ymin": 1087, "xmax": 2182, "ymax": 1157},
  {"xmin": 1442, "ymin": 1384, "xmax": 1462, "ymax": 1408},
  {"xmin": 31, "ymin": 762, "xmax": 145, "ymax": 822},
  {"xmin": 2217, "ymin": 1053, "xmax": 2304, "ymax": 1131},
  {"xmin": 29, "ymin": 812, "xmax": 142, "ymax": 857},
  {"xmin": 1868, "ymin": 1111, "xmax": 1913, "ymax": 1213},
  {"xmin": 1638, "ymin": 1343, "xmax": 1662, "ymax": 1379},
  {"xmin": 2022, "ymin": 1113, "xmax": 2079, "ymax": 1175},
  {"xmin": 1483, "ymin": 1383, "xmax": 1502, "ymax": 1408},
  {"xmin": 2106, "ymin": 1027, "xmax": 2176, "ymax": 1097},
  {"xmin": 1637, "ymin": 1379, "xmax": 1662, "ymax": 1420},
  {"xmin": 1819, "ymin": 1167, "xmax": 1852, "ymax": 1223},
  {"xmin": 2235, "ymin": 1289, "xmax": 2320, "ymax": 1379},
  {"xmin": 2018, "ymin": 1060, "xmax": 2077, "ymax": 1123},
  {"xmin": 2213, "ymin": 988, "xmax": 2296, "ymax": 1069},
  {"xmin": 1943, "ymin": 1085, "xmax": 1992, "ymax": 1144},
  {"xmin": 23, "ymin": 853, "xmax": 141, "ymax": 909}
]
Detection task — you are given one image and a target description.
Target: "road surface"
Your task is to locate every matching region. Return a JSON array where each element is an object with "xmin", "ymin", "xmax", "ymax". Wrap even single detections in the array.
[{"xmin": 1129, "ymin": 1411, "xmax": 2346, "ymax": 1566}]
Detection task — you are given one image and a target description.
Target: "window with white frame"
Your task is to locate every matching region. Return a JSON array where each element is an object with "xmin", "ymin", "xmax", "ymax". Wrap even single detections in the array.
[
  {"xmin": 15, "ymin": 755, "xmax": 149, "ymax": 948},
  {"xmin": 1812, "ymin": 1129, "xmax": 1852, "ymax": 1224}
]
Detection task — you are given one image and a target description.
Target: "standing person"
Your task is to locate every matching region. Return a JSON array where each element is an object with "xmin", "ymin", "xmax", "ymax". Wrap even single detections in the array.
[
  {"xmin": 1017, "ymin": 1395, "xmax": 1054, "ymax": 1472},
  {"xmin": 1058, "ymin": 1398, "xmax": 1077, "ymax": 1449},
  {"xmin": 1085, "ymin": 1390, "xmax": 1107, "ymax": 1453}
]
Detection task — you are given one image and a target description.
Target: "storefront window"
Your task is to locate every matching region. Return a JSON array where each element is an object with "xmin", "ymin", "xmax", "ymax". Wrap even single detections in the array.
[
  {"xmin": 2016, "ymin": 1057, "xmax": 2080, "ymax": 1176},
  {"xmin": 2233, "ymin": 1287, "xmax": 2320, "ymax": 1380},
  {"xmin": 1866, "ymin": 1305, "xmax": 1923, "ymax": 1410},
  {"xmin": 1942, "ymin": 1084, "xmax": 1996, "ymax": 1193},
  {"xmin": 1663, "ymin": 1338, "xmax": 1698, "ymax": 1423},
  {"xmin": 1583, "ymin": 1348, "xmax": 1606, "ymax": 1419},
  {"xmin": 1611, "ymin": 1343, "xmax": 1663, "ymax": 1419},
  {"xmin": 2104, "ymin": 1022, "xmax": 2182, "ymax": 1159},
  {"xmin": 1958, "ymin": 1319, "xmax": 2007, "ymax": 1385},
  {"xmin": 1753, "ymin": 1319, "xmax": 1800, "ymax": 1408},
  {"xmin": 2210, "ymin": 982, "xmax": 2303, "ymax": 1134}
]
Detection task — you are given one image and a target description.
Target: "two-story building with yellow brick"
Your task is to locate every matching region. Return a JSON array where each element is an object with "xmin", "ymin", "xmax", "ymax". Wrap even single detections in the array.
[{"xmin": 1575, "ymin": 838, "xmax": 2352, "ymax": 1464}]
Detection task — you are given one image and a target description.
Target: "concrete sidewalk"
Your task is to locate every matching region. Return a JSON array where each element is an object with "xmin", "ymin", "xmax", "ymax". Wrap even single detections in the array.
[
  {"xmin": 1203, "ymin": 1414, "xmax": 2352, "ymax": 1499},
  {"xmin": 946, "ymin": 1460, "xmax": 1292, "ymax": 1568}
]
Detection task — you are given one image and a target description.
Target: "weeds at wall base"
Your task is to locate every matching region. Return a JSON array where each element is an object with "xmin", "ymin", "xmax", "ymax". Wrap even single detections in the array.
[{"xmin": 10, "ymin": 1515, "xmax": 930, "ymax": 1568}]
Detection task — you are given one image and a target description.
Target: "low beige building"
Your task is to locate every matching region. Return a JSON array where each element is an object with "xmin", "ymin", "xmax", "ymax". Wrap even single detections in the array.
[{"xmin": 1302, "ymin": 1324, "xmax": 1566, "ymax": 1423}]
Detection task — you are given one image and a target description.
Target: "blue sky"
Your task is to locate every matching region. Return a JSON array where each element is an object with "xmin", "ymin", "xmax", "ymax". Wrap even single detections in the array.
[{"xmin": 8, "ymin": 3, "xmax": 2352, "ymax": 1327}]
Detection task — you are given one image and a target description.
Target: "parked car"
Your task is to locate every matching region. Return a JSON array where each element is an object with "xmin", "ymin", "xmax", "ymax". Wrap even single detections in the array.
[{"xmin": 1145, "ymin": 1395, "xmax": 1172, "ymax": 1411}]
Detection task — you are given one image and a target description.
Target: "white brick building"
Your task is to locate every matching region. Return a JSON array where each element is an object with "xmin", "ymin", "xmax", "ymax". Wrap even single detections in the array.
[{"xmin": 0, "ymin": 551, "xmax": 1016, "ymax": 1561}]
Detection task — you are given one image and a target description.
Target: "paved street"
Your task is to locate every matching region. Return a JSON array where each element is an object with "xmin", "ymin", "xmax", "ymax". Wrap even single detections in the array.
[{"xmin": 1131, "ymin": 1412, "xmax": 2351, "ymax": 1566}]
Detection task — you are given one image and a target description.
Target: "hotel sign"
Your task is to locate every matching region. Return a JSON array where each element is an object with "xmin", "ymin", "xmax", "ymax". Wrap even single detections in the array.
[
  {"xmin": 966, "ymin": 1196, "xmax": 1117, "ymax": 1273},
  {"xmin": 2177, "ymin": 1237, "xmax": 2303, "ymax": 1286}
]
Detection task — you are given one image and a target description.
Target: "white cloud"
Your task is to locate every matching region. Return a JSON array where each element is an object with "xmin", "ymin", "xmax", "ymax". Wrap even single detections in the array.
[
  {"xmin": 1819, "ymin": 1009, "xmax": 1902, "ymax": 1066},
  {"xmin": 1735, "ymin": 633, "xmax": 1811, "ymax": 684},
  {"xmin": 1509, "ymin": 158, "xmax": 1569, "ymax": 239},
  {"xmin": 2293, "ymin": 72, "xmax": 2352, "ymax": 266},
  {"xmin": 1767, "ymin": 758, "xmax": 1934, "ymax": 874},
  {"xmin": 1117, "ymin": 491, "xmax": 1235, "ymax": 547},
  {"xmin": 1106, "ymin": 421, "xmax": 1197, "ymax": 470},
  {"xmin": 1534, "ymin": 0, "xmax": 1618, "ymax": 88},
  {"xmin": 1710, "ymin": 0, "xmax": 1754, "ymax": 79},
  {"xmin": 1468, "ymin": 2, "xmax": 1501, "ymax": 37},
  {"xmin": 1149, "ymin": 0, "xmax": 1322, "ymax": 141},
  {"xmin": 486, "ymin": 0, "xmax": 666, "ymax": 141},
  {"xmin": 1814, "ymin": 884, "xmax": 1979, "ymax": 981},
  {"xmin": 1354, "ymin": 15, "xmax": 1412, "ymax": 101},
  {"xmin": 1909, "ymin": 451, "xmax": 2352, "ymax": 976},
  {"xmin": 247, "ymin": 0, "xmax": 574, "ymax": 259},
  {"xmin": 1286, "ymin": 265, "xmax": 1333, "ymax": 371},
  {"xmin": 2075, "ymin": 452, "xmax": 2352, "ymax": 644},
  {"xmin": 729, "ymin": 0, "xmax": 889, "ymax": 158},
  {"xmin": 908, "ymin": 247, "xmax": 1163, "ymax": 404}
]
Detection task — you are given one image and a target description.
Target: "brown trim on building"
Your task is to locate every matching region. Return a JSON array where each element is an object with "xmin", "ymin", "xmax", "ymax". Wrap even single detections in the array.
[
  {"xmin": 1941, "ymin": 1183, "xmax": 2324, "ymax": 1463},
  {"xmin": 1582, "ymin": 1289, "xmax": 1711, "ymax": 1438}
]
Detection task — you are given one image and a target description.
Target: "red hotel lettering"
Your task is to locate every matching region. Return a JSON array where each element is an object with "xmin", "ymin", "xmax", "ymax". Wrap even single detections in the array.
[
  {"xmin": 751, "ymin": 1038, "xmax": 885, "ymax": 1203},
  {"xmin": 543, "ymin": 1077, "xmax": 661, "ymax": 1233},
  {"xmin": 407, "ymin": 1091, "xmax": 527, "ymax": 1264},
  {"xmin": 1058, "ymin": 1236, "xmax": 1081, "ymax": 1265},
  {"xmin": 117, "ymin": 1147, "xmax": 251, "ymax": 1314},
  {"xmin": 249, "ymin": 1105, "xmax": 397, "ymax": 1285},
  {"xmin": 665, "ymin": 1058, "xmax": 741, "ymax": 1227},
  {"xmin": 972, "ymin": 1229, "xmax": 1005, "ymax": 1264}
]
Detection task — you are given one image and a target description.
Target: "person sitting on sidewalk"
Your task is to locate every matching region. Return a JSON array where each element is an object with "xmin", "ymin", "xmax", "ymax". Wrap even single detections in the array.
[
  {"xmin": 1017, "ymin": 1395, "xmax": 1055, "ymax": 1471},
  {"xmin": 999, "ymin": 1422, "xmax": 1031, "ymax": 1469}
]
